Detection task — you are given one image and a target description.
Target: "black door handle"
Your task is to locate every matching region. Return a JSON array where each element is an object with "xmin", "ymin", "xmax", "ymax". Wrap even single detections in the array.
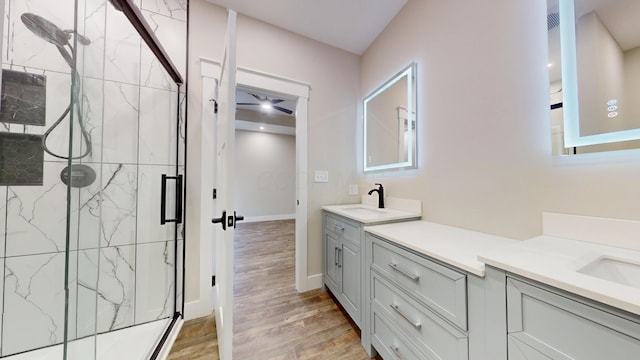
[
  {"xmin": 161, "ymin": 174, "xmax": 183, "ymax": 225},
  {"xmin": 212, "ymin": 210, "xmax": 227, "ymax": 231},
  {"xmin": 232, "ymin": 211, "xmax": 244, "ymax": 229}
]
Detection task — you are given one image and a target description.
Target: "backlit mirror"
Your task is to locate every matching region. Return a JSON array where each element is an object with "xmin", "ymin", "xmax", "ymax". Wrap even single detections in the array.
[
  {"xmin": 548, "ymin": 0, "xmax": 640, "ymax": 155},
  {"xmin": 364, "ymin": 62, "xmax": 417, "ymax": 172}
]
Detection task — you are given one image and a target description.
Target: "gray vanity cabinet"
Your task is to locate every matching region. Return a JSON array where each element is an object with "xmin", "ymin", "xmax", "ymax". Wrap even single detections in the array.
[
  {"xmin": 367, "ymin": 234, "xmax": 470, "ymax": 360},
  {"xmin": 323, "ymin": 212, "xmax": 362, "ymax": 326},
  {"xmin": 506, "ymin": 276, "xmax": 640, "ymax": 360}
]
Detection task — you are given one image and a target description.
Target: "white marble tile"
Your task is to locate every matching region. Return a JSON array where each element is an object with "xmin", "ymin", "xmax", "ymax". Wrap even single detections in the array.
[
  {"xmin": 101, "ymin": 81, "xmax": 139, "ymax": 164},
  {"xmin": 0, "ymin": 66, "xmax": 80, "ymax": 161},
  {"xmin": 75, "ymin": 77, "xmax": 105, "ymax": 164},
  {"xmin": 176, "ymin": 239, "xmax": 183, "ymax": 312},
  {"xmin": 4, "ymin": 0, "xmax": 75, "ymax": 73},
  {"xmin": 104, "ymin": 5, "xmax": 141, "ymax": 85},
  {"xmin": 139, "ymin": 11, "xmax": 186, "ymax": 90},
  {"xmin": 141, "ymin": 0, "xmax": 187, "ymax": 21},
  {"xmin": 5, "ymin": 162, "xmax": 68, "ymax": 257},
  {"xmin": 99, "ymin": 163, "xmax": 137, "ymax": 248},
  {"xmin": 72, "ymin": 249, "xmax": 100, "ymax": 340},
  {"xmin": 178, "ymin": 92, "xmax": 186, "ymax": 166},
  {"xmin": 2, "ymin": 253, "xmax": 65, "ymax": 356},
  {"xmin": 136, "ymin": 164, "xmax": 176, "ymax": 244},
  {"xmin": 135, "ymin": 241, "xmax": 174, "ymax": 324},
  {"xmin": 40, "ymin": 69, "xmax": 80, "ymax": 161},
  {"xmin": 96, "ymin": 245, "xmax": 136, "ymax": 333},
  {"xmin": 77, "ymin": 0, "xmax": 107, "ymax": 81},
  {"xmin": 66, "ymin": 164, "xmax": 101, "ymax": 251},
  {"xmin": 177, "ymin": 166, "xmax": 184, "ymax": 240},
  {"xmin": 138, "ymin": 86, "xmax": 177, "ymax": 165},
  {"xmin": 0, "ymin": 256, "xmax": 3, "ymax": 356},
  {"xmin": 0, "ymin": 186, "xmax": 6, "ymax": 258}
]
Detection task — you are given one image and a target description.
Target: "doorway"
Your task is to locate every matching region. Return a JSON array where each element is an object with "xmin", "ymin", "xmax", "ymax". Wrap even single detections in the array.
[
  {"xmin": 235, "ymin": 68, "xmax": 310, "ymax": 293},
  {"xmin": 193, "ymin": 61, "xmax": 311, "ymax": 322},
  {"xmin": 234, "ymin": 86, "xmax": 297, "ymax": 223}
]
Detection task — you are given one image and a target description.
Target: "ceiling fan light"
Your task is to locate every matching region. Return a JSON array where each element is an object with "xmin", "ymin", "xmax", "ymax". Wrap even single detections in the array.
[{"xmin": 261, "ymin": 101, "xmax": 272, "ymax": 110}]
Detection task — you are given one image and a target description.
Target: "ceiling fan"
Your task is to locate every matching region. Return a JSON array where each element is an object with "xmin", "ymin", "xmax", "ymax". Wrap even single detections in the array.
[{"xmin": 237, "ymin": 93, "xmax": 293, "ymax": 115}]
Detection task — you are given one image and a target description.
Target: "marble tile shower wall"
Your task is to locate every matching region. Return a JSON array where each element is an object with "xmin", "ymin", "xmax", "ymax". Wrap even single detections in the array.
[{"xmin": 0, "ymin": 0, "xmax": 186, "ymax": 357}]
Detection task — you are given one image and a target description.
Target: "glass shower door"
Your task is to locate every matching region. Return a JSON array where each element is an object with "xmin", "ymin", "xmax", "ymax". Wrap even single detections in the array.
[{"xmin": 0, "ymin": 0, "xmax": 185, "ymax": 358}]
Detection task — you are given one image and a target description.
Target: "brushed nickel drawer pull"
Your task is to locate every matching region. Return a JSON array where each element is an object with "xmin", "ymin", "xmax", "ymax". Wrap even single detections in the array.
[
  {"xmin": 334, "ymin": 224, "xmax": 345, "ymax": 231},
  {"xmin": 388, "ymin": 263, "xmax": 419, "ymax": 281},
  {"xmin": 389, "ymin": 345, "xmax": 403, "ymax": 359},
  {"xmin": 390, "ymin": 304, "xmax": 422, "ymax": 329}
]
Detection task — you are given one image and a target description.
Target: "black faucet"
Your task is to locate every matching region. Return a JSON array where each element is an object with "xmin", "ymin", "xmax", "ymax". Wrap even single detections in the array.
[{"xmin": 367, "ymin": 183, "xmax": 385, "ymax": 209}]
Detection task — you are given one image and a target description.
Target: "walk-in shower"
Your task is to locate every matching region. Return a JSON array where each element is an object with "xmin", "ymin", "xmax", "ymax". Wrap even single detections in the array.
[{"xmin": 0, "ymin": 0, "xmax": 187, "ymax": 359}]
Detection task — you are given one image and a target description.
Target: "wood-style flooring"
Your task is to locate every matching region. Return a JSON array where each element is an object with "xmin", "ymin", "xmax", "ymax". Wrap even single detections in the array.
[{"xmin": 168, "ymin": 220, "xmax": 377, "ymax": 360}]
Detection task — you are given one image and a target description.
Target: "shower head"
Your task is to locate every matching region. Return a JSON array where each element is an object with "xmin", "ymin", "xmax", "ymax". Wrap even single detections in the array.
[
  {"xmin": 21, "ymin": 13, "xmax": 69, "ymax": 47},
  {"xmin": 20, "ymin": 13, "xmax": 91, "ymax": 47}
]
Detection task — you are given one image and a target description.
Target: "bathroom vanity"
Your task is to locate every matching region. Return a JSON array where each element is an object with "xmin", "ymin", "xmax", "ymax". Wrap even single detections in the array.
[
  {"xmin": 362, "ymin": 221, "xmax": 516, "ymax": 360},
  {"xmin": 478, "ymin": 213, "xmax": 640, "ymax": 360},
  {"xmin": 321, "ymin": 199, "xmax": 421, "ymax": 328},
  {"xmin": 323, "ymin": 210, "xmax": 640, "ymax": 359}
]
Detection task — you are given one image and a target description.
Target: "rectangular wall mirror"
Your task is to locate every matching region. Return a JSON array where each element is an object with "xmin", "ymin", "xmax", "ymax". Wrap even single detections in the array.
[
  {"xmin": 364, "ymin": 62, "xmax": 417, "ymax": 172},
  {"xmin": 548, "ymin": 0, "xmax": 640, "ymax": 155}
]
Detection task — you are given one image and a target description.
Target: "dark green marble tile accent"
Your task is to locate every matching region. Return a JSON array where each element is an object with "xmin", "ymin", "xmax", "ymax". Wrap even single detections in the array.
[
  {"xmin": 0, "ymin": 132, "xmax": 44, "ymax": 185},
  {"xmin": 0, "ymin": 69, "xmax": 46, "ymax": 126}
]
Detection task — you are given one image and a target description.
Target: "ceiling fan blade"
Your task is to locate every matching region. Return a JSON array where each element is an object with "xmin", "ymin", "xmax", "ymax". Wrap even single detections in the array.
[
  {"xmin": 249, "ymin": 93, "xmax": 263, "ymax": 101},
  {"xmin": 271, "ymin": 99, "xmax": 285, "ymax": 104},
  {"xmin": 237, "ymin": 102, "xmax": 260, "ymax": 106},
  {"xmin": 273, "ymin": 105, "xmax": 293, "ymax": 115}
]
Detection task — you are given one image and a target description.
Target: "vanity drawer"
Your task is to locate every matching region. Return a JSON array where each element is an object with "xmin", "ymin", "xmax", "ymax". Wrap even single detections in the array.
[
  {"xmin": 507, "ymin": 276, "xmax": 640, "ymax": 360},
  {"xmin": 370, "ymin": 236, "xmax": 468, "ymax": 330},
  {"xmin": 324, "ymin": 213, "xmax": 359, "ymax": 246},
  {"xmin": 371, "ymin": 309, "xmax": 429, "ymax": 360},
  {"xmin": 372, "ymin": 272, "xmax": 469, "ymax": 360}
]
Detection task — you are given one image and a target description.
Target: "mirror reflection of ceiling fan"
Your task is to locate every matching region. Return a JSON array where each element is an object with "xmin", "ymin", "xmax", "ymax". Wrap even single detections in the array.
[{"xmin": 237, "ymin": 93, "xmax": 293, "ymax": 115}]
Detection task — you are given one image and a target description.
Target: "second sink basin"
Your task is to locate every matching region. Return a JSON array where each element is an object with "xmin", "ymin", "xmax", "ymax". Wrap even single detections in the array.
[{"xmin": 577, "ymin": 256, "xmax": 640, "ymax": 289}]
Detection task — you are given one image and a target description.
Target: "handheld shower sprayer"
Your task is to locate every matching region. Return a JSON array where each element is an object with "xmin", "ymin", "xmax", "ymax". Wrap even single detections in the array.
[{"xmin": 20, "ymin": 13, "xmax": 93, "ymax": 161}]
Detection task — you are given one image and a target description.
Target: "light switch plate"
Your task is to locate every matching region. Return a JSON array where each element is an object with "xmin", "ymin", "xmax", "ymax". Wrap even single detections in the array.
[
  {"xmin": 349, "ymin": 184, "xmax": 358, "ymax": 195},
  {"xmin": 314, "ymin": 170, "xmax": 329, "ymax": 183}
]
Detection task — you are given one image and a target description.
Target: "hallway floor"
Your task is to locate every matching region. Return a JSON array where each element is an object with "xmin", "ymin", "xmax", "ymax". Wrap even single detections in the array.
[{"xmin": 168, "ymin": 220, "xmax": 376, "ymax": 359}]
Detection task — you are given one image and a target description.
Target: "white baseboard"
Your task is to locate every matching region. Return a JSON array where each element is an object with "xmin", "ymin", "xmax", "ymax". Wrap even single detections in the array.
[
  {"xmin": 184, "ymin": 300, "xmax": 212, "ymax": 321},
  {"xmin": 306, "ymin": 273, "xmax": 323, "ymax": 291},
  {"xmin": 243, "ymin": 214, "xmax": 295, "ymax": 223},
  {"xmin": 156, "ymin": 318, "xmax": 184, "ymax": 360}
]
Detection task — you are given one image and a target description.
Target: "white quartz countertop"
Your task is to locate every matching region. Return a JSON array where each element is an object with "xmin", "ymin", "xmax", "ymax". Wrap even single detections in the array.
[
  {"xmin": 479, "ymin": 236, "xmax": 640, "ymax": 316},
  {"xmin": 364, "ymin": 221, "xmax": 518, "ymax": 277},
  {"xmin": 322, "ymin": 204, "xmax": 421, "ymax": 224}
]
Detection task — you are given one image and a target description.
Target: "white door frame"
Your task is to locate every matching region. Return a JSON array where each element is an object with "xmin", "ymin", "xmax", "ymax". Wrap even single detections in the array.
[{"xmin": 194, "ymin": 59, "xmax": 310, "ymax": 320}]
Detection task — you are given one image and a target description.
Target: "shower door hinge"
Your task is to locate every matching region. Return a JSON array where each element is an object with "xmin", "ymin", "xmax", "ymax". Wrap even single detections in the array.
[{"xmin": 211, "ymin": 275, "xmax": 216, "ymax": 287}]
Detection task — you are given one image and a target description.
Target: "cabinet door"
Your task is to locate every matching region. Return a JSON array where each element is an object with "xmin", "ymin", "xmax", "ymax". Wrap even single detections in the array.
[
  {"xmin": 507, "ymin": 277, "xmax": 640, "ymax": 360},
  {"xmin": 324, "ymin": 231, "xmax": 340, "ymax": 292},
  {"xmin": 508, "ymin": 336, "xmax": 554, "ymax": 360},
  {"xmin": 341, "ymin": 240, "xmax": 360, "ymax": 326}
]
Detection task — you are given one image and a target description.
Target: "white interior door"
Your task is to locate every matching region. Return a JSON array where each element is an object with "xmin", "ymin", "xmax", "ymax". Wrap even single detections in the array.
[{"xmin": 213, "ymin": 9, "xmax": 238, "ymax": 360}]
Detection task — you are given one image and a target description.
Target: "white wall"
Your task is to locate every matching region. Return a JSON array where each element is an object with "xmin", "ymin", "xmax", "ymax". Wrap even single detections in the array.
[
  {"xmin": 186, "ymin": 0, "xmax": 360, "ymax": 303},
  {"xmin": 360, "ymin": 0, "xmax": 640, "ymax": 240},
  {"xmin": 234, "ymin": 130, "xmax": 296, "ymax": 221}
]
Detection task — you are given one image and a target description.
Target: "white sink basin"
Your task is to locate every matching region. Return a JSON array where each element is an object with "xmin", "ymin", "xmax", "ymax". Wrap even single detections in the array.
[
  {"xmin": 339, "ymin": 206, "xmax": 387, "ymax": 216},
  {"xmin": 577, "ymin": 256, "xmax": 640, "ymax": 288}
]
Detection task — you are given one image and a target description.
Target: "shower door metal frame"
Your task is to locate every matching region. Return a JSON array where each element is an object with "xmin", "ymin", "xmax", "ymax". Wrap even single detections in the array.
[{"xmin": 100, "ymin": 1, "xmax": 187, "ymax": 359}]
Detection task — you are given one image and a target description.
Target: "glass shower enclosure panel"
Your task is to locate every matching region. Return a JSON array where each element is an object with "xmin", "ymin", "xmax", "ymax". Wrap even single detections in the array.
[{"xmin": 0, "ymin": 0, "xmax": 185, "ymax": 359}]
